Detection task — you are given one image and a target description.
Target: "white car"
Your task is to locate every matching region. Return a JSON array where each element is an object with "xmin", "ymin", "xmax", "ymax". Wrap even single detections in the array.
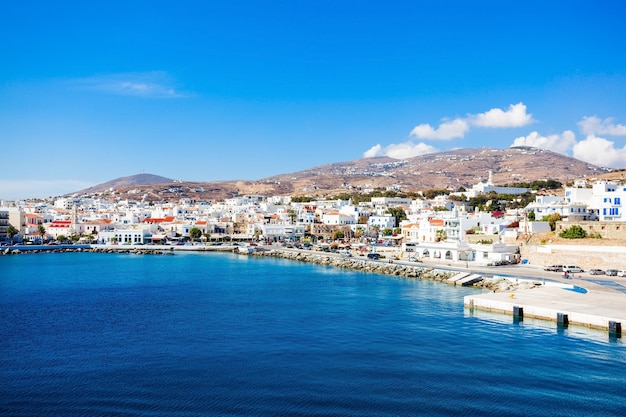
[
  {"xmin": 617, "ymin": 270, "xmax": 626, "ymax": 277},
  {"xmin": 563, "ymin": 265, "xmax": 583, "ymax": 273}
]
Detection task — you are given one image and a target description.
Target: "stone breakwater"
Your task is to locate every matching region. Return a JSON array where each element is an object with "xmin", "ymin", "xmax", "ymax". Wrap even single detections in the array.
[
  {"xmin": 2, "ymin": 246, "xmax": 174, "ymax": 256},
  {"xmin": 248, "ymin": 249, "xmax": 529, "ymax": 292},
  {"xmin": 253, "ymin": 249, "xmax": 450, "ymax": 280}
]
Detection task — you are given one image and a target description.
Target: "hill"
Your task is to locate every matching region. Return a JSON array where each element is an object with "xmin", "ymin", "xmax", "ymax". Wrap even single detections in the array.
[
  {"xmin": 76, "ymin": 173, "xmax": 173, "ymax": 194},
  {"xmin": 75, "ymin": 147, "xmax": 610, "ymax": 202}
]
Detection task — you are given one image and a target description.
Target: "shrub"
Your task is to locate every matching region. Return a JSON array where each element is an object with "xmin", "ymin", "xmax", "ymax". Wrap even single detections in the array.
[{"xmin": 559, "ymin": 225, "xmax": 587, "ymax": 239}]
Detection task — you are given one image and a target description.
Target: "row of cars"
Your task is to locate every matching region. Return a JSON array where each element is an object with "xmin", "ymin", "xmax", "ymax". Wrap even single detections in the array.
[
  {"xmin": 544, "ymin": 264, "xmax": 626, "ymax": 276},
  {"xmin": 544, "ymin": 265, "xmax": 584, "ymax": 273},
  {"xmin": 588, "ymin": 269, "xmax": 626, "ymax": 276}
]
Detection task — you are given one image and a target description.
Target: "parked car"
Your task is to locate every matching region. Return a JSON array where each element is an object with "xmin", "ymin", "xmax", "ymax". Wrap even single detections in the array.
[
  {"xmin": 617, "ymin": 270, "xmax": 626, "ymax": 277},
  {"xmin": 589, "ymin": 269, "xmax": 605, "ymax": 275},
  {"xmin": 563, "ymin": 265, "xmax": 584, "ymax": 273},
  {"xmin": 544, "ymin": 265, "xmax": 564, "ymax": 272},
  {"xmin": 367, "ymin": 253, "xmax": 381, "ymax": 260},
  {"xmin": 606, "ymin": 269, "xmax": 618, "ymax": 276}
]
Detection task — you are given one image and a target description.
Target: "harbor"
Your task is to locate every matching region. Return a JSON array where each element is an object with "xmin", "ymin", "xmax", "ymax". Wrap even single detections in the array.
[{"xmin": 4, "ymin": 243, "xmax": 626, "ymax": 336}]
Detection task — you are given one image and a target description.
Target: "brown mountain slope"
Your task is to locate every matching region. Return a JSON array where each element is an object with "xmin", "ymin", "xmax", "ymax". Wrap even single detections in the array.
[
  {"xmin": 78, "ymin": 173, "xmax": 173, "ymax": 194},
  {"xmin": 78, "ymin": 147, "xmax": 610, "ymax": 202}
]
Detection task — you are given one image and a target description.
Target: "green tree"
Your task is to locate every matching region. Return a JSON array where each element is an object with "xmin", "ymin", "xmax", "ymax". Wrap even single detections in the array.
[
  {"xmin": 435, "ymin": 229, "xmax": 447, "ymax": 242},
  {"xmin": 332, "ymin": 230, "xmax": 345, "ymax": 240},
  {"xmin": 37, "ymin": 225, "xmax": 46, "ymax": 243},
  {"xmin": 541, "ymin": 213, "xmax": 562, "ymax": 231},
  {"xmin": 422, "ymin": 189, "xmax": 450, "ymax": 199},
  {"xmin": 189, "ymin": 227, "xmax": 202, "ymax": 242},
  {"xmin": 382, "ymin": 228, "xmax": 393, "ymax": 236},
  {"xmin": 559, "ymin": 225, "xmax": 587, "ymax": 239},
  {"xmin": 385, "ymin": 207, "xmax": 407, "ymax": 227},
  {"xmin": 287, "ymin": 209, "xmax": 297, "ymax": 224},
  {"xmin": 527, "ymin": 210, "xmax": 535, "ymax": 221},
  {"xmin": 7, "ymin": 225, "xmax": 19, "ymax": 241}
]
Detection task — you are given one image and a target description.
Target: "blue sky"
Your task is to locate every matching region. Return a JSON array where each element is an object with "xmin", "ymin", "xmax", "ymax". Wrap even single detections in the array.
[{"xmin": 2, "ymin": 1, "xmax": 626, "ymax": 200}]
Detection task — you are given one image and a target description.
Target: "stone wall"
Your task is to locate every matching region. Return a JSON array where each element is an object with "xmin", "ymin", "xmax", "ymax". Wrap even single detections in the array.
[
  {"xmin": 555, "ymin": 221, "xmax": 626, "ymax": 239},
  {"xmin": 520, "ymin": 243, "xmax": 626, "ymax": 270}
]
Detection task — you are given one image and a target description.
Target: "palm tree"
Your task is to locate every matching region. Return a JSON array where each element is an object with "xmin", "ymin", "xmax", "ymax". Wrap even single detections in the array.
[
  {"xmin": 7, "ymin": 225, "xmax": 19, "ymax": 242},
  {"xmin": 189, "ymin": 227, "xmax": 202, "ymax": 243},
  {"xmin": 37, "ymin": 225, "xmax": 46, "ymax": 243}
]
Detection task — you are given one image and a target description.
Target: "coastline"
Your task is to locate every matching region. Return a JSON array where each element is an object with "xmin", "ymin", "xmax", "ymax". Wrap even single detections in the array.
[{"xmin": 4, "ymin": 243, "xmax": 625, "ymax": 334}]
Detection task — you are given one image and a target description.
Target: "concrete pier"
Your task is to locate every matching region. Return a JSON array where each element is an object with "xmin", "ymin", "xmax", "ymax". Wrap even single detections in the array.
[{"xmin": 465, "ymin": 284, "xmax": 626, "ymax": 332}]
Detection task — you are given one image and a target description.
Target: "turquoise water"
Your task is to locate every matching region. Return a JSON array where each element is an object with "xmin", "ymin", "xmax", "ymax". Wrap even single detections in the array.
[{"xmin": 1, "ymin": 252, "xmax": 625, "ymax": 416}]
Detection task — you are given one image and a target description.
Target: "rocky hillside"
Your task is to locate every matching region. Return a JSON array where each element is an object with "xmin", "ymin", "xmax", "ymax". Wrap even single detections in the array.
[{"xmin": 75, "ymin": 147, "xmax": 609, "ymax": 202}]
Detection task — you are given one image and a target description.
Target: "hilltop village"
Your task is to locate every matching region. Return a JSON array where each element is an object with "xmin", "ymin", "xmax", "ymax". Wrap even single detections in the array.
[{"xmin": 2, "ymin": 173, "xmax": 626, "ymax": 270}]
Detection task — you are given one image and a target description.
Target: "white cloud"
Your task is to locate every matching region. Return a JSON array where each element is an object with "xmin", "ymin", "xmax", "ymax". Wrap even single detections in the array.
[
  {"xmin": 572, "ymin": 135, "xmax": 626, "ymax": 168},
  {"xmin": 363, "ymin": 141, "xmax": 437, "ymax": 159},
  {"xmin": 0, "ymin": 179, "xmax": 95, "ymax": 201},
  {"xmin": 578, "ymin": 116, "xmax": 626, "ymax": 136},
  {"xmin": 409, "ymin": 102, "xmax": 533, "ymax": 141},
  {"xmin": 410, "ymin": 118, "xmax": 470, "ymax": 140},
  {"xmin": 363, "ymin": 144, "xmax": 383, "ymax": 158},
  {"xmin": 511, "ymin": 130, "xmax": 577, "ymax": 154},
  {"xmin": 69, "ymin": 71, "xmax": 188, "ymax": 98},
  {"xmin": 470, "ymin": 102, "xmax": 533, "ymax": 128}
]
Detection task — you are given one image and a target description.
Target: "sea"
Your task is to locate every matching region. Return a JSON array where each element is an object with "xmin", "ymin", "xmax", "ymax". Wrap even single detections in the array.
[{"xmin": 1, "ymin": 251, "xmax": 625, "ymax": 417}]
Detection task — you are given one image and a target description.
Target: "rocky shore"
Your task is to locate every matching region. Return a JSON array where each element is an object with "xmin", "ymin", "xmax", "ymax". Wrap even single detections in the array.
[{"xmin": 248, "ymin": 249, "xmax": 538, "ymax": 293}]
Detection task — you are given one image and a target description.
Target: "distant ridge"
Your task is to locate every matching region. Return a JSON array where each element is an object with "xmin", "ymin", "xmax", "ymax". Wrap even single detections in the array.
[
  {"xmin": 75, "ymin": 173, "xmax": 173, "ymax": 194},
  {"xmin": 71, "ymin": 147, "xmax": 613, "ymax": 202}
]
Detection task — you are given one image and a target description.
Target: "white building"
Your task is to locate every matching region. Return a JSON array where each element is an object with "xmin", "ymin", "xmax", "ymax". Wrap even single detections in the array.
[
  {"xmin": 322, "ymin": 211, "xmax": 357, "ymax": 225},
  {"xmin": 368, "ymin": 214, "xmax": 395, "ymax": 229},
  {"xmin": 99, "ymin": 228, "xmax": 145, "ymax": 244},
  {"xmin": 464, "ymin": 170, "xmax": 531, "ymax": 198}
]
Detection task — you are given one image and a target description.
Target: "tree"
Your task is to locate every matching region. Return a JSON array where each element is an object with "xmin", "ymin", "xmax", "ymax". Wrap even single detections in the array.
[
  {"xmin": 189, "ymin": 227, "xmax": 202, "ymax": 242},
  {"xmin": 382, "ymin": 228, "xmax": 393, "ymax": 236},
  {"xmin": 385, "ymin": 207, "xmax": 407, "ymax": 227},
  {"xmin": 559, "ymin": 225, "xmax": 587, "ymax": 239},
  {"xmin": 422, "ymin": 189, "xmax": 450, "ymax": 199},
  {"xmin": 435, "ymin": 229, "xmax": 447, "ymax": 242},
  {"xmin": 37, "ymin": 225, "xmax": 46, "ymax": 243},
  {"xmin": 7, "ymin": 225, "xmax": 19, "ymax": 241},
  {"xmin": 332, "ymin": 230, "xmax": 345, "ymax": 240},
  {"xmin": 541, "ymin": 213, "xmax": 562, "ymax": 231},
  {"xmin": 287, "ymin": 209, "xmax": 297, "ymax": 224},
  {"xmin": 527, "ymin": 210, "xmax": 535, "ymax": 221}
]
